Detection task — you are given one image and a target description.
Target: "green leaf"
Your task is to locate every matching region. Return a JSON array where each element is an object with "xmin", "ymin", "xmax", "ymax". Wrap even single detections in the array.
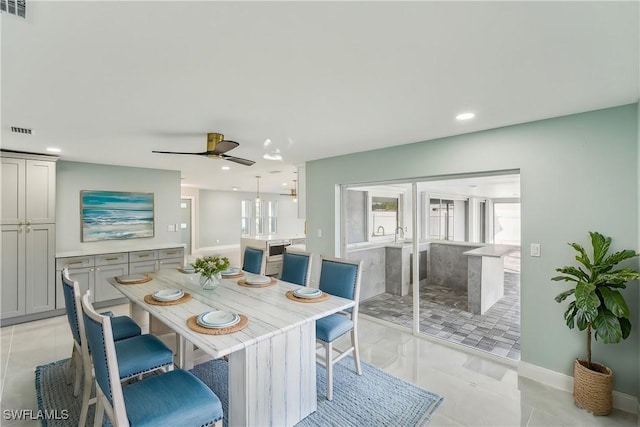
[
  {"xmin": 564, "ymin": 301, "xmax": 577, "ymax": 329},
  {"xmin": 574, "ymin": 282, "xmax": 599, "ymax": 328},
  {"xmin": 552, "ymin": 266, "xmax": 588, "ymax": 282},
  {"xmin": 593, "ymin": 309, "xmax": 623, "ymax": 343},
  {"xmin": 569, "ymin": 242, "xmax": 592, "ymax": 270},
  {"xmin": 589, "ymin": 231, "xmax": 611, "ymax": 266},
  {"xmin": 554, "ymin": 289, "xmax": 575, "ymax": 303},
  {"xmin": 598, "ymin": 287, "xmax": 630, "ymax": 318},
  {"xmin": 620, "ymin": 318, "xmax": 631, "ymax": 340}
]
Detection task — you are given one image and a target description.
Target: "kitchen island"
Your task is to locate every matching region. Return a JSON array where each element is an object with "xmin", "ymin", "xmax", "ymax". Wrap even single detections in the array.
[
  {"xmin": 464, "ymin": 244, "xmax": 519, "ymax": 314},
  {"xmin": 241, "ymin": 235, "xmax": 306, "ymax": 276}
]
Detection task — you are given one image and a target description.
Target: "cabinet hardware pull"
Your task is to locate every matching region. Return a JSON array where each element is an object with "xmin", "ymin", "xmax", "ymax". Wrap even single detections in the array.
[
  {"xmin": 18, "ymin": 220, "xmax": 23, "ymax": 226},
  {"xmin": 26, "ymin": 219, "xmax": 31, "ymax": 225},
  {"xmin": 18, "ymin": 226, "xmax": 23, "ymax": 232},
  {"xmin": 105, "ymin": 257, "xmax": 118, "ymax": 261},
  {"xmin": 68, "ymin": 262, "xmax": 83, "ymax": 267},
  {"xmin": 166, "ymin": 251, "xmax": 176, "ymax": 255},
  {"xmin": 26, "ymin": 226, "xmax": 31, "ymax": 232},
  {"xmin": 96, "ymin": 268, "xmax": 100, "ymax": 271},
  {"xmin": 139, "ymin": 254, "xmax": 150, "ymax": 258}
]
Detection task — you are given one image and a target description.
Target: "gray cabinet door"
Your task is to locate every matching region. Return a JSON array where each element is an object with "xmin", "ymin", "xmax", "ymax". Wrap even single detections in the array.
[
  {"xmin": 1, "ymin": 158, "xmax": 25, "ymax": 225},
  {"xmin": 56, "ymin": 267, "xmax": 95, "ymax": 309},
  {"xmin": 129, "ymin": 260, "xmax": 158, "ymax": 274},
  {"xmin": 25, "ymin": 160, "xmax": 56, "ymax": 224},
  {"xmin": 1, "ymin": 225, "xmax": 26, "ymax": 318},
  {"xmin": 94, "ymin": 264, "xmax": 129, "ymax": 302},
  {"xmin": 25, "ymin": 224, "xmax": 55, "ymax": 314}
]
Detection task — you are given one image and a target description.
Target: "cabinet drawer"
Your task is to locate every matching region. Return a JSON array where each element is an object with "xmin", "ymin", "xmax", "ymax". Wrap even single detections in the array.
[
  {"xmin": 95, "ymin": 253, "xmax": 128, "ymax": 266},
  {"xmin": 129, "ymin": 260, "xmax": 157, "ymax": 274},
  {"xmin": 56, "ymin": 256, "xmax": 94, "ymax": 270},
  {"xmin": 159, "ymin": 247, "xmax": 184, "ymax": 260},
  {"xmin": 130, "ymin": 250, "xmax": 158, "ymax": 262}
]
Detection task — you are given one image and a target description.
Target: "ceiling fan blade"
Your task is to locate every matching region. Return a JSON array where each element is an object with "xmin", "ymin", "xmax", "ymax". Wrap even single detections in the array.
[
  {"xmin": 221, "ymin": 154, "xmax": 255, "ymax": 166},
  {"xmin": 152, "ymin": 150, "xmax": 208, "ymax": 155},
  {"xmin": 210, "ymin": 140, "xmax": 239, "ymax": 155}
]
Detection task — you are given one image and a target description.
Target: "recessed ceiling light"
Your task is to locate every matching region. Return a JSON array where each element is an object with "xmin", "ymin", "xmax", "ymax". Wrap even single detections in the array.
[
  {"xmin": 282, "ymin": 182, "xmax": 287, "ymax": 186},
  {"xmin": 221, "ymin": 166, "xmax": 230, "ymax": 170},
  {"xmin": 232, "ymin": 187, "xmax": 238, "ymax": 191},
  {"xmin": 46, "ymin": 147, "xmax": 61, "ymax": 153},
  {"xmin": 456, "ymin": 112, "xmax": 475, "ymax": 121},
  {"xmin": 263, "ymin": 138, "xmax": 272, "ymax": 147},
  {"xmin": 263, "ymin": 153, "xmax": 283, "ymax": 161}
]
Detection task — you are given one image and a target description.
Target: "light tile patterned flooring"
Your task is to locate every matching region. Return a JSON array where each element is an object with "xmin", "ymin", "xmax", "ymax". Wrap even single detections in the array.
[
  {"xmin": 360, "ymin": 271, "xmax": 521, "ymax": 360},
  {"xmin": 1, "ymin": 306, "xmax": 636, "ymax": 427}
]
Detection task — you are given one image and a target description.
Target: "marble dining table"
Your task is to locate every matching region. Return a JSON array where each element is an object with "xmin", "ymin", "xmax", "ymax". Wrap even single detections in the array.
[{"xmin": 108, "ymin": 268, "xmax": 355, "ymax": 427}]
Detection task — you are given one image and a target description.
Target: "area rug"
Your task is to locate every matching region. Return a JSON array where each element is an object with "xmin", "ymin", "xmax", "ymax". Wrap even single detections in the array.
[{"xmin": 36, "ymin": 356, "xmax": 443, "ymax": 427}]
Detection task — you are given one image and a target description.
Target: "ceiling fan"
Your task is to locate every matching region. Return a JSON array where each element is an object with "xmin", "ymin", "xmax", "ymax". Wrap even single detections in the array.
[
  {"xmin": 152, "ymin": 133, "xmax": 255, "ymax": 166},
  {"xmin": 280, "ymin": 179, "xmax": 298, "ymax": 200}
]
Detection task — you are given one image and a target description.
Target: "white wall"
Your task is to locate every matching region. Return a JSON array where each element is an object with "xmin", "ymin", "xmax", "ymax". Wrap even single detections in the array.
[
  {"xmin": 56, "ymin": 161, "xmax": 182, "ymax": 253},
  {"xmin": 198, "ymin": 189, "xmax": 305, "ymax": 248}
]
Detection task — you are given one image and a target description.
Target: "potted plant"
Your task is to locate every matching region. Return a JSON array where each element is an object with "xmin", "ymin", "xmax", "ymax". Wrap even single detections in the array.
[
  {"xmin": 553, "ymin": 231, "xmax": 639, "ymax": 415},
  {"xmin": 191, "ymin": 255, "xmax": 230, "ymax": 290}
]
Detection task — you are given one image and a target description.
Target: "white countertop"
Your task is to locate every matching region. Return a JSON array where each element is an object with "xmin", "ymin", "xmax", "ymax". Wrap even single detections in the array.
[
  {"xmin": 463, "ymin": 244, "xmax": 520, "ymax": 258},
  {"xmin": 56, "ymin": 242, "xmax": 185, "ymax": 258},
  {"xmin": 241, "ymin": 234, "xmax": 306, "ymax": 242}
]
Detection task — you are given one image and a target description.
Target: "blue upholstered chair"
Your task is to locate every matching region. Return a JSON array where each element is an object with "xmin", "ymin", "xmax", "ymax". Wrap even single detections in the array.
[
  {"xmin": 81, "ymin": 293, "xmax": 223, "ymax": 427},
  {"xmin": 62, "ymin": 270, "xmax": 174, "ymax": 427},
  {"xmin": 242, "ymin": 246, "xmax": 265, "ymax": 275},
  {"xmin": 280, "ymin": 249, "xmax": 312, "ymax": 286},
  {"xmin": 315, "ymin": 256, "xmax": 363, "ymax": 401}
]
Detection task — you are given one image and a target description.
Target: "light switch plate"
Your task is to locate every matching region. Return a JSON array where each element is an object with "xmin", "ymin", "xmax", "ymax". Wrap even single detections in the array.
[{"xmin": 530, "ymin": 243, "xmax": 541, "ymax": 257}]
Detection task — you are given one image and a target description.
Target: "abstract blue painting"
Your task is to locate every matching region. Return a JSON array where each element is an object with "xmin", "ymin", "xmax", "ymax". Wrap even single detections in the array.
[{"xmin": 81, "ymin": 191, "xmax": 154, "ymax": 242}]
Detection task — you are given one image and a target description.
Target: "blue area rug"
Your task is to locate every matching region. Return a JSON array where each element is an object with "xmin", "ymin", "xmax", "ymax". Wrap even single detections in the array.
[{"xmin": 36, "ymin": 356, "xmax": 443, "ymax": 426}]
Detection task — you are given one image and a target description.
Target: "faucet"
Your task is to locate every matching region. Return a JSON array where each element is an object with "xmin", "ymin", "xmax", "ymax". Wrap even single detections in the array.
[
  {"xmin": 376, "ymin": 226, "xmax": 385, "ymax": 235},
  {"xmin": 395, "ymin": 226, "xmax": 404, "ymax": 242}
]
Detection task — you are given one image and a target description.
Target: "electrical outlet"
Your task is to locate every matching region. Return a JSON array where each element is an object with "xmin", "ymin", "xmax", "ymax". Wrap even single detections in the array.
[{"xmin": 317, "ymin": 229, "xmax": 322, "ymax": 238}]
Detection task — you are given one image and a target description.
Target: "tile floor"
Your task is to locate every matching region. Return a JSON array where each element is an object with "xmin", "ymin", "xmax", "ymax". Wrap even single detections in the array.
[
  {"xmin": 360, "ymin": 271, "xmax": 521, "ymax": 360},
  {"xmin": 0, "ymin": 304, "xmax": 636, "ymax": 427}
]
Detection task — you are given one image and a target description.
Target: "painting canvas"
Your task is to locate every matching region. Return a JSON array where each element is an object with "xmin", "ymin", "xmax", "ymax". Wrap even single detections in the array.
[{"xmin": 81, "ymin": 191, "xmax": 154, "ymax": 242}]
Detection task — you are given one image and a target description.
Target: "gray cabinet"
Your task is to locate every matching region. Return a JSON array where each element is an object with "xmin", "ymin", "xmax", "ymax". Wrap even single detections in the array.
[
  {"xmin": 130, "ymin": 248, "xmax": 184, "ymax": 274},
  {"xmin": 1, "ymin": 156, "xmax": 56, "ymax": 225},
  {"xmin": 55, "ymin": 253, "xmax": 128, "ymax": 309},
  {"xmin": 1, "ymin": 153, "xmax": 57, "ymax": 322},
  {"xmin": 56, "ymin": 247, "xmax": 184, "ymax": 309}
]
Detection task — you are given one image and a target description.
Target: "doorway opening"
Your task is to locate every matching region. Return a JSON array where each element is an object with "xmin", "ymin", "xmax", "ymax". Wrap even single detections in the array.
[{"xmin": 343, "ymin": 172, "xmax": 521, "ymax": 360}]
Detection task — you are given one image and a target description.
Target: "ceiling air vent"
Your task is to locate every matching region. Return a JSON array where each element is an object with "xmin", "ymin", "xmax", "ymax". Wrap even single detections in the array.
[
  {"xmin": 1, "ymin": 0, "xmax": 26, "ymax": 18},
  {"xmin": 11, "ymin": 126, "xmax": 33, "ymax": 135}
]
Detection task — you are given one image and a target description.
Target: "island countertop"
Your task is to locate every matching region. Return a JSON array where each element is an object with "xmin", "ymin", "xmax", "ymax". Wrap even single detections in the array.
[{"xmin": 463, "ymin": 244, "xmax": 520, "ymax": 258}]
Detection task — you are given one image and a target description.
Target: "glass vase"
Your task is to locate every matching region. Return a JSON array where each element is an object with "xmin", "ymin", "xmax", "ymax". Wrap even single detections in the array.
[{"xmin": 199, "ymin": 272, "xmax": 222, "ymax": 290}]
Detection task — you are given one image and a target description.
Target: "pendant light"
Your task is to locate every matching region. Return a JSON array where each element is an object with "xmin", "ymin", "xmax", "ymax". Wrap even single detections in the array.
[{"xmin": 255, "ymin": 176, "xmax": 261, "ymax": 202}]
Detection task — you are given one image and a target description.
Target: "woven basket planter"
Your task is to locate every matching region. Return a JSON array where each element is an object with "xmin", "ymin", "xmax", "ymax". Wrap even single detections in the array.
[{"xmin": 573, "ymin": 359, "xmax": 612, "ymax": 415}]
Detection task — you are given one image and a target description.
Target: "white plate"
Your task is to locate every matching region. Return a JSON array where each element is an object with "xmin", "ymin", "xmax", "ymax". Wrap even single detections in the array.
[
  {"xmin": 152, "ymin": 289, "xmax": 184, "ymax": 302},
  {"xmin": 197, "ymin": 311, "xmax": 240, "ymax": 328},
  {"xmin": 221, "ymin": 267, "xmax": 240, "ymax": 276},
  {"xmin": 245, "ymin": 275, "xmax": 271, "ymax": 285},
  {"xmin": 293, "ymin": 288, "xmax": 322, "ymax": 299},
  {"xmin": 117, "ymin": 274, "xmax": 148, "ymax": 283}
]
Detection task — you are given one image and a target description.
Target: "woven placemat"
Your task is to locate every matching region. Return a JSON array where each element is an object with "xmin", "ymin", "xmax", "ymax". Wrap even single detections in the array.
[
  {"xmin": 143, "ymin": 292, "xmax": 192, "ymax": 306},
  {"xmin": 186, "ymin": 314, "xmax": 248, "ymax": 335},
  {"xmin": 285, "ymin": 290, "xmax": 330, "ymax": 303},
  {"xmin": 237, "ymin": 278, "xmax": 277, "ymax": 288},
  {"xmin": 176, "ymin": 268, "xmax": 195, "ymax": 274},
  {"xmin": 115, "ymin": 274, "xmax": 152, "ymax": 285},
  {"xmin": 221, "ymin": 272, "xmax": 244, "ymax": 279}
]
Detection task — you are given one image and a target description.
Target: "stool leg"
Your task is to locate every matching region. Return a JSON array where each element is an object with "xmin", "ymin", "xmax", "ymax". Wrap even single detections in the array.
[{"xmin": 326, "ymin": 341, "xmax": 333, "ymax": 401}]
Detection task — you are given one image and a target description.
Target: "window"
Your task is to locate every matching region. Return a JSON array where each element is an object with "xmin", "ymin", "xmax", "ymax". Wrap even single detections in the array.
[
  {"xmin": 266, "ymin": 200, "xmax": 277, "ymax": 235},
  {"xmin": 252, "ymin": 199, "xmax": 277, "ymax": 236},
  {"xmin": 371, "ymin": 197, "xmax": 398, "ymax": 237},
  {"xmin": 429, "ymin": 198, "xmax": 455, "ymax": 240},
  {"xmin": 241, "ymin": 200, "xmax": 251, "ymax": 236}
]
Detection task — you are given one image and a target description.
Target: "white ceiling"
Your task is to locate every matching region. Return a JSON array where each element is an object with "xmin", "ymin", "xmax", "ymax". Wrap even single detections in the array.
[{"xmin": 2, "ymin": 1, "xmax": 638, "ymax": 194}]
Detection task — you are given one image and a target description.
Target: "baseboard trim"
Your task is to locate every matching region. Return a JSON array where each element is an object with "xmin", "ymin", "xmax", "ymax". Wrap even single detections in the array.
[{"xmin": 519, "ymin": 361, "xmax": 638, "ymax": 414}]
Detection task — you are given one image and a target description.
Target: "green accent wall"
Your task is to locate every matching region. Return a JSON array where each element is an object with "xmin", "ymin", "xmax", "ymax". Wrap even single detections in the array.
[{"xmin": 306, "ymin": 104, "xmax": 639, "ymax": 395}]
